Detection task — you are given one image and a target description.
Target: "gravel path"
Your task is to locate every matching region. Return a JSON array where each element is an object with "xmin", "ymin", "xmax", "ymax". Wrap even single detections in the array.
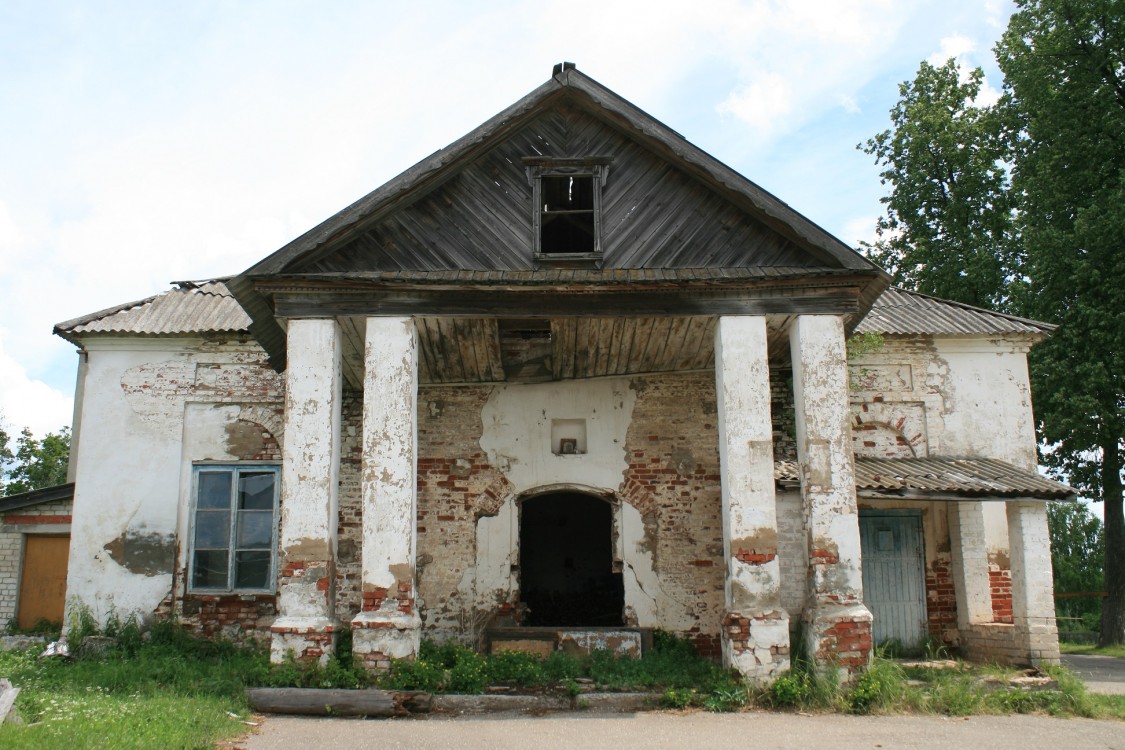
[{"xmin": 237, "ymin": 711, "xmax": 1124, "ymax": 750}]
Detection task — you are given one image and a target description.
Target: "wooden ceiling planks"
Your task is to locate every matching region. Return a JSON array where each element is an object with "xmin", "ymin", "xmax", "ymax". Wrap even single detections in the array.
[
  {"xmin": 337, "ymin": 316, "xmax": 366, "ymax": 391},
  {"xmin": 328, "ymin": 314, "xmax": 796, "ymax": 386}
]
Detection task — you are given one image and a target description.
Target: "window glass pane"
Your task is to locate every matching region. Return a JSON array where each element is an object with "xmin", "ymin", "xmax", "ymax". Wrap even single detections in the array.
[
  {"xmin": 234, "ymin": 551, "xmax": 271, "ymax": 589},
  {"xmin": 198, "ymin": 471, "xmax": 233, "ymax": 509},
  {"xmin": 192, "ymin": 550, "xmax": 229, "ymax": 589},
  {"xmin": 239, "ymin": 471, "xmax": 275, "ymax": 510},
  {"xmin": 194, "ymin": 510, "xmax": 230, "ymax": 549},
  {"xmin": 237, "ymin": 511, "xmax": 273, "ymax": 549}
]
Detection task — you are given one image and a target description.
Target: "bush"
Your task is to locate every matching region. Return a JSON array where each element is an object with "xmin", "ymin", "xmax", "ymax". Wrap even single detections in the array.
[
  {"xmin": 847, "ymin": 659, "xmax": 905, "ymax": 714},
  {"xmin": 486, "ymin": 650, "xmax": 546, "ymax": 685}
]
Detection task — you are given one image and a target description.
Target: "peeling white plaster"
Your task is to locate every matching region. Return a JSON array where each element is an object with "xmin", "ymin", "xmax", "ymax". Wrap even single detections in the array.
[{"xmin": 479, "ymin": 378, "xmax": 636, "ymax": 494}]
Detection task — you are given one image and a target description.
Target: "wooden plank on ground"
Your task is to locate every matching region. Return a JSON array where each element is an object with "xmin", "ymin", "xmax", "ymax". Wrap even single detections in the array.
[{"xmin": 246, "ymin": 688, "xmax": 431, "ymax": 717}]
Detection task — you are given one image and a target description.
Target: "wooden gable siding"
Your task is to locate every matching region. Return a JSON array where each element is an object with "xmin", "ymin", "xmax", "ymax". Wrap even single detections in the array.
[{"xmin": 302, "ymin": 102, "xmax": 814, "ymax": 274}]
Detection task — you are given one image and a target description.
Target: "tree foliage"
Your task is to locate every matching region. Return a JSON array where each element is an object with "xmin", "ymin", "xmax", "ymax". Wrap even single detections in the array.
[
  {"xmin": 997, "ymin": 0, "xmax": 1125, "ymax": 647},
  {"xmin": 0, "ymin": 420, "xmax": 70, "ymax": 497},
  {"xmin": 860, "ymin": 59, "xmax": 1017, "ymax": 309},
  {"xmin": 866, "ymin": 0, "xmax": 1125, "ymax": 644},
  {"xmin": 1048, "ymin": 501, "xmax": 1104, "ymax": 630}
]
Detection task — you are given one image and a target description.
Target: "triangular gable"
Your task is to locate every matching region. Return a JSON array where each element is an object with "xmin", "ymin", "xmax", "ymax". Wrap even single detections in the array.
[{"xmin": 244, "ymin": 65, "xmax": 881, "ymax": 277}]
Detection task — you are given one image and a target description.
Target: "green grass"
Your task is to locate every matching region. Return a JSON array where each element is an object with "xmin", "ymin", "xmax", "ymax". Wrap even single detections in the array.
[
  {"xmin": 0, "ymin": 622, "xmax": 263, "ymax": 749},
  {"xmin": 1060, "ymin": 642, "xmax": 1125, "ymax": 659},
  {"xmin": 1, "ymin": 620, "xmax": 1122, "ymax": 750},
  {"xmin": 379, "ymin": 632, "xmax": 743, "ymax": 709}
]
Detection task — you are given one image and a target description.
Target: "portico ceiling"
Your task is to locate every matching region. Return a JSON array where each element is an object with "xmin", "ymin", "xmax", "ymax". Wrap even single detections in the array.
[{"xmin": 335, "ymin": 314, "xmax": 796, "ymax": 389}]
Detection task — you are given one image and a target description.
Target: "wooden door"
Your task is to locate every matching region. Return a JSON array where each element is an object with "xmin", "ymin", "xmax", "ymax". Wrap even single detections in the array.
[
  {"xmin": 18, "ymin": 535, "xmax": 70, "ymax": 629},
  {"xmin": 859, "ymin": 512, "xmax": 927, "ymax": 652}
]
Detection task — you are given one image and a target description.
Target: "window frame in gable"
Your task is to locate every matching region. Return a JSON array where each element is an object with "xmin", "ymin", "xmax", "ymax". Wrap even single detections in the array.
[{"xmin": 524, "ymin": 157, "xmax": 611, "ymax": 264}]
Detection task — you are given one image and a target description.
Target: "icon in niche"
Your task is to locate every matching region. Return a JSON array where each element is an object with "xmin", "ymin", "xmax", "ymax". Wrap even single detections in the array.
[{"xmin": 558, "ymin": 438, "xmax": 578, "ymax": 455}]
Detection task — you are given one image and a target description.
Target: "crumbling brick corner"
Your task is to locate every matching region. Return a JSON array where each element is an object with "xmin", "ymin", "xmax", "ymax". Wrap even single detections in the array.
[{"xmin": 804, "ymin": 605, "xmax": 873, "ymax": 675}]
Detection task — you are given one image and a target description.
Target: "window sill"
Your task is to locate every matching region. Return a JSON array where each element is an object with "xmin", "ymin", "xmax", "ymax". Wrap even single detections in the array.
[{"xmin": 534, "ymin": 252, "xmax": 602, "ymax": 269}]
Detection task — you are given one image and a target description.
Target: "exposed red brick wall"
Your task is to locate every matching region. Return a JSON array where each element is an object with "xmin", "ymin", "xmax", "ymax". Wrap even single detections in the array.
[
  {"xmin": 335, "ymin": 393, "xmax": 363, "ymax": 623},
  {"xmin": 622, "ymin": 374, "xmax": 724, "ymax": 647},
  {"xmin": 990, "ymin": 566, "xmax": 1013, "ymax": 624},
  {"xmin": 176, "ymin": 593, "xmax": 277, "ymax": 639},
  {"xmin": 816, "ymin": 618, "xmax": 873, "ymax": 669},
  {"xmin": 925, "ymin": 554, "xmax": 958, "ymax": 641},
  {"xmin": 415, "ymin": 386, "xmax": 511, "ymax": 635},
  {"xmin": 3, "ymin": 515, "xmax": 71, "ymax": 524}
]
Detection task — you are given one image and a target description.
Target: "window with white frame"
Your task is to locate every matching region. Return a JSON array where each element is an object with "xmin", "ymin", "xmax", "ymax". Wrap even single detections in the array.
[{"xmin": 190, "ymin": 465, "xmax": 280, "ymax": 592}]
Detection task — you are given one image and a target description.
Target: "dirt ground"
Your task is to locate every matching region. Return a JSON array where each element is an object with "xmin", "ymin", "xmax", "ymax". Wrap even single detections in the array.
[{"xmin": 236, "ymin": 711, "xmax": 1124, "ymax": 750}]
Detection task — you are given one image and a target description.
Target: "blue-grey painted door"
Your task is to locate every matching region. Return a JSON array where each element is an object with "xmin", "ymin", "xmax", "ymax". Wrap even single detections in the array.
[{"xmin": 859, "ymin": 511, "xmax": 927, "ymax": 650}]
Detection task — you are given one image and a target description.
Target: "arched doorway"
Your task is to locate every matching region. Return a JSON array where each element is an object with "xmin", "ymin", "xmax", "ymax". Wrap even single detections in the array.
[{"xmin": 519, "ymin": 491, "xmax": 624, "ymax": 626}]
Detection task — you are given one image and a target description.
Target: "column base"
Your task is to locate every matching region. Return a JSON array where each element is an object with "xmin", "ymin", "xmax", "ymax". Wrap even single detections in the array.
[
  {"xmin": 269, "ymin": 616, "xmax": 338, "ymax": 666},
  {"xmin": 803, "ymin": 603, "xmax": 872, "ymax": 676},
  {"xmin": 351, "ymin": 610, "xmax": 422, "ymax": 672},
  {"xmin": 722, "ymin": 610, "xmax": 791, "ymax": 683}
]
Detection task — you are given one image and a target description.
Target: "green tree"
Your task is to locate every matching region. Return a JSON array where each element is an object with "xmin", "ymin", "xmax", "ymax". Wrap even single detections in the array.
[
  {"xmin": 860, "ymin": 58, "xmax": 1017, "ymax": 309},
  {"xmin": 997, "ymin": 0, "xmax": 1125, "ymax": 646},
  {"xmin": 865, "ymin": 0, "xmax": 1125, "ymax": 645},
  {"xmin": 0, "ymin": 421, "xmax": 13, "ymax": 491},
  {"xmin": 0, "ymin": 426, "xmax": 71, "ymax": 496},
  {"xmin": 1048, "ymin": 501, "xmax": 1104, "ymax": 630}
]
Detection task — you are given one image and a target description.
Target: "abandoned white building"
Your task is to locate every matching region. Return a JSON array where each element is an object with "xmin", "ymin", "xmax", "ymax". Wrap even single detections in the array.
[{"xmin": 47, "ymin": 64, "xmax": 1075, "ymax": 683}]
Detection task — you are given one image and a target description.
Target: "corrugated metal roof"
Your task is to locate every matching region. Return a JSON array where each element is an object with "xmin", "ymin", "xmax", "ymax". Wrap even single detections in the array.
[
  {"xmin": 55, "ymin": 281, "xmax": 251, "ymax": 341},
  {"xmin": 776, "ymin": 456, "xmax": 1074, "ymax": 500},
  {"xmin": 856, "ymin": 287, "xmax": 1053, "ymax": 337},
  {"xmin": 55, "ymin": 278, "xmax": 1055, "ymax": 342}
]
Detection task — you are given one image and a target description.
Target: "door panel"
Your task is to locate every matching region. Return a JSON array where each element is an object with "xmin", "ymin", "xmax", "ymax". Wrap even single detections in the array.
[
  {"xmin": 859, "ymin": 513, "xmax": 927, "ymax": 651},
  {"xmin": 18, "ymin": 535, "xmax": 70, "ymax": 629}
]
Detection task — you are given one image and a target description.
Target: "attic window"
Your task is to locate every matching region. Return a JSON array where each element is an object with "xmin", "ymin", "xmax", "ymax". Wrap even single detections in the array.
[{"xmin": 524, "ymin": 157, "xmax": 610, "ymax": 262}]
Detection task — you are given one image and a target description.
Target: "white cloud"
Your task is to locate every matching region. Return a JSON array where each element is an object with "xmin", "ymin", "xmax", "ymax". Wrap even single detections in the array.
[
  {"xmin": 0, "ymin": 332, "xmax": 73, "ymax": 438},
  {"xmin": 838, "ymin": 94, "xmax": 861, "ymax": 115},
  {"xmin": 718, "ymin": 73, "xmax": 794, "ymax": 133},
  {"xmin": 0, "ymin": 0, "xmax": 1018, "ymax": 433},
  {"xmin": 928, "ymin": 34, "xmax": 977, "ymax": 67},
  {"xmin": 840, "ymin": 215, "xmax": 882, "ymax": 249}
]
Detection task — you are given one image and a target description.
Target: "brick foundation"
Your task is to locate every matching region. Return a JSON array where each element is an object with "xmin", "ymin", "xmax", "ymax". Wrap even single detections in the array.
[
  {"xmin": 176, "ymin": 593, "xmax": 276, "ymax": 640},
  {"xmin": 808, "ymin": 610, "xmax": 873, "ymax": 670}
]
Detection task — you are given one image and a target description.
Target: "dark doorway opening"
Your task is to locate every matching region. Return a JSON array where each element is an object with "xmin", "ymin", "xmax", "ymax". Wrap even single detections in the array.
[{"xmin": 519, "ymin": 492, "xmax": 624, "ymax": 626}]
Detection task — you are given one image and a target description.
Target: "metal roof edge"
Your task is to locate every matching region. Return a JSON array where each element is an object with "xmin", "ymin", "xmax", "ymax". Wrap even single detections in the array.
[{"xmin": 0, "ymin": 483, "xmax": 75, "ymax": 513}]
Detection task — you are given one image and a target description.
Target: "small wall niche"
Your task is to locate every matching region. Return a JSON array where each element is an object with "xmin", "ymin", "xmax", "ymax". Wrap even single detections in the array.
[{"xmin": 550, "ymin": 419, "xmax": 587, "ymax": 455}]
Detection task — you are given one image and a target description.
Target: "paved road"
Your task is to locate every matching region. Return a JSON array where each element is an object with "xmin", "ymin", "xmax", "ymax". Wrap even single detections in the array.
[
  {"xmin": 1063, "ymin": 654, "xmax": 1125, "ymax": 695},
  {"xmin": 238, "ymin": 711, "xmax": 1123, "ymax": 750}
]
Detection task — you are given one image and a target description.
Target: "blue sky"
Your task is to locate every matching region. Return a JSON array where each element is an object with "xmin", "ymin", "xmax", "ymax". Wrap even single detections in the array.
[{"xmin": 0, "ymin": 0, "xmax": 1014, "ymax": 436}]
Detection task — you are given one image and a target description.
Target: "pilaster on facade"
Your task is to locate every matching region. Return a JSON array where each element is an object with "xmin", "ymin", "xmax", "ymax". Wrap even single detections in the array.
[
  {"xmin": 789, "ymin": 315, "xmax": 872, "ymax": 673},
  {"xmin": 270, "ymin": 318, "xmax": 343, "ymax": 665},
  {"xmin": 714, "ymin": 315, "xmax": 790, "ymax": 682},
  {"xmin": 1007, "ymin": 501, "xmax": 1060, "ymax": 666},
  {"xmin": 351, "ymin": 317, "xmax": 422, "ymax": 671}
]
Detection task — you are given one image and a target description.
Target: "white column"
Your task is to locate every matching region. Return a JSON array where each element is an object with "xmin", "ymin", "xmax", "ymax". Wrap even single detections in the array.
[
  {"xmin": 351, "ymin": 317, "xmax": 421, "ymax": 670},
  {"xmin": 1007, "ymin": 501, "xmax": 1061, "ymax": 666},
  {"xmin": 715, "ymin": 316, "xmax": 789, "ymax": 682},
  {"xmin": 270, "ymin": 318, "xmax": 343, "ymax": 665},
  {"xmin": 789, "ymin": 315, "xmax": 872, "ymax": 673},
  {"xmin": 949, "ymin": 501, "xmax": 993, "ymax": 628}
]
